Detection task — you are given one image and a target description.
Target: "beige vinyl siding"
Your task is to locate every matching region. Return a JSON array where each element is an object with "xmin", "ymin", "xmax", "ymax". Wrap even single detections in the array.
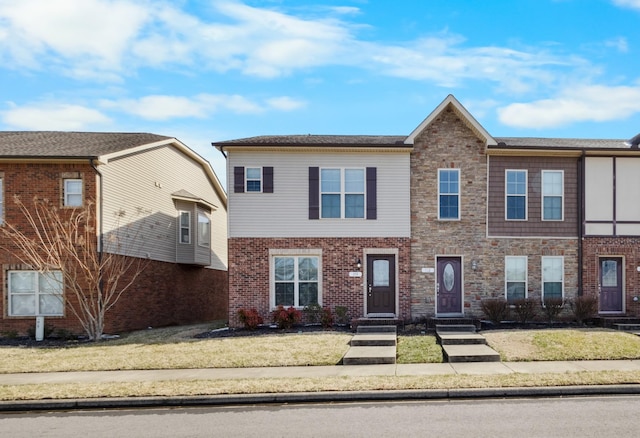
[
  {"xmin": 585, "ymin": 157, "xmax": 613, "ymax": 224},
  {"xmin": 228, "ymin": 151, "xmax": 410, "ymax": 238},
  {"xmin": 616, "ymin": 158, "xmax": 640, "ymax": 223},
  {"xmin": 100, "ymin": 144, "xmax": 227, "ymax": 270}
]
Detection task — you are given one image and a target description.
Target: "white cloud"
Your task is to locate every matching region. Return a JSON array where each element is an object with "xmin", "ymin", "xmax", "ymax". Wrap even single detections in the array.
[
  {"xmin": 1, "ymin": 103, "xmax": 111, "ymax": 130},
  {"xmin": 612, "ymin": 0, "xmax": 640, "ymax": 10},
  {"xmin": 266, "ymin": 97, "xmax": 307, "ymax": 111},
  {"xmin": 497, "ymin": 84, "xmax": 640, "ymax": 128}
]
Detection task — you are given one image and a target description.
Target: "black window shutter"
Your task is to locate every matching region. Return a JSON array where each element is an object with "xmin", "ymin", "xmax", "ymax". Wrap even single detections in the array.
[
  {"xmin": 263, "ymin": 167, "xmax": 274, "ymax": 193},
  {"xmin": 309, "ymin": 167, "xmax": 319, "ymax": 219},
  {"xmin": 233, "ymin": 167, "xmax": 245, "ymax": 193},
  {"xmin": 366, "ymin": 167, "xmax": 377, "ymax": 220}
]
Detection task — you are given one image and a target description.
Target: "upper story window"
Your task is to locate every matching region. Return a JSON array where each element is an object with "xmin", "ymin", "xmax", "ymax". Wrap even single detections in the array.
[
  {"xmin": 438, "ymin": 169, "xmax": 460, "ymax": 220},
  {"xmin": 179, "ymin": 211, "xmax": 190, "ymax": 244},
  {"xmin": 542, "ymin": 170, "xmax": 564, "ymax": 221},
  {"xmin": 0, "ymin": 176, "xmax": 3, "ymax": 225},
  {"xmin": 506, "ymin": 170, "xmax": 527, "ymax": 220},
  {"xmin": 63, "ymin": 178, "xmax": 83, "ymax": 207},
  {"xmin": 505, "ymin": 256, "xmax": 527, "ymax": 303},
  {"xmin": 542, "ymin": 256, "xmax": 564, "ymax": 302},
  {"xmin": 320, "ymin": 168, "xmax": 365, "ymax": 219},
  {"xmin": 233, "ymin": 166, "xmax": 273, "ymax": 193},
  {"xmin": 246, "ymin": 167, "xmax": 262, "ymax": 192},
  {"xmin": 197, "ymin": 212, "xmax": 211, "ymax": 247},
  {"xmin": 8, "ymin": 270, "xmax": 64, "ymax": 316}
]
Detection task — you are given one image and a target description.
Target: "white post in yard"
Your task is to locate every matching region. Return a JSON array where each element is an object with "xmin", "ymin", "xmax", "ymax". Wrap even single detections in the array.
[{"xmin": 35, "ymin": 316, "xmax": 45, "ymax": 341}]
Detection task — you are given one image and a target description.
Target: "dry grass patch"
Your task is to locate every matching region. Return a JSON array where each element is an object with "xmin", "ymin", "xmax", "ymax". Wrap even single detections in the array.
[{"xmin": 484, "ymin": 328, "xmax": 640, "ymax": 361}]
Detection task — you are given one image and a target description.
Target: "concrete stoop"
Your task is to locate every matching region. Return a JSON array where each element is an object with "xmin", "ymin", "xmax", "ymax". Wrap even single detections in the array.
[
  {"xmin": 436, "ymin": 325, "xmax": 501, "ymax": 363},
  {"xmin": 342, "ymin": 325, "xmax": 397, "ymax": 365}
]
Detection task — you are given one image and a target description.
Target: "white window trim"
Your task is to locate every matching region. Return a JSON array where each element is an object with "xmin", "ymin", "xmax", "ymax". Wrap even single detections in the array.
[
  {"xmin": 320, "ymin": 167, "xmax": 365, "ymax": 219},
  {"xmin": 197, "ymin": 211, "xmax": 211, "ymax": 247},
  {"xmin": 269, "ymin": 248, "xmax": 323, "ymax": 309},
  {"xmin": 542, "ymin": 256, "xmax": 564, "ymax": 302},
  {"xmin": 245, "ymin": 167, "xmax": 263, "ymax": 193},
  {"xmin": 179, "ymin": 211, "xmax": 191, "ymax": 244},
  {"xmin": 505, "ymin": 169, "xmax": 528, "ymax": 221},
  {"xmin": 437, "ymin": 168, "xmax": 461, "ymax": 221},
  {"xmin": 541, "ymin": 170, "xmax": 564, "ymax": 221},
  {"xmin": 63, "ymin": 178, "xmax": 83, "ymax": 207},
  {"xmin": 505, "ymin": 256, "xmax": 527, "ymax": 302},
  {"xmin": 8, "ymin": 270, "xmax": 64, "ymax": 317}
]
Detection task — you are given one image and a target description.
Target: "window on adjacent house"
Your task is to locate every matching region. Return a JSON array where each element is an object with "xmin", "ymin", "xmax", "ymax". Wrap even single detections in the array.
[
  {"xmin": 505, "ymin": 256, "xmax": 527, "ymax": 303},
  {"xmin": 274, "ymin": 255, "xmax": 319, "ymax": 307},
  {"xmin": 320, "ymin": 168, "xmax": 365, "ymax": 218},
  {"xmin": 542, "ymin": 256, "xmax": 564, "ymax": 301},
  {"xmin": 438, "ymin": 169, "xmax": 460, "ymax": 220},
  {"xmin": 246, "ymin": 167, "xmax": 262, "ymax": 192},
  {"xmin": 197, "ymin": 212, "xmax": 210, "ymax": 247},
  {"xmin": 63, "ymin": 179, "xmax": 83, "ymax": 207},
  {"xmin": 542, "ymin": 170, "xmax": 564, "ymax": 221},
  {"xmin": 506, "ymin": 170, "xmax": 527, "ymax": 220},
  {"xmin": 8, "ymin": 270, "xmax": 64, "ymax": 316},
  {"xmin": 179, "ymin": 211, "xmax": 190, "ymax": 244},
  {"xmin": 0, "ymin": 177, "xmax": 3, "ymax": 225}
]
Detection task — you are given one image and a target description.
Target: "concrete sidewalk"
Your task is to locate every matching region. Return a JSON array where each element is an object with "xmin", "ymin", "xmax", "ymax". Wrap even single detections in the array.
[{"xmin": 3, "ymin": 360, "xmax": 640, "ymax": 411}]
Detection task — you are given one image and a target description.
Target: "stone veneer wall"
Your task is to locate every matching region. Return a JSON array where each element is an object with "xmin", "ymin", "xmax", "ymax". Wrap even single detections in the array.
[
  {"xmin": 582, "ymin": 237, "xmax": 640, "ymax": 316},
  {"xmin": 409, "ymin": 105, "xmax": 579, "ymax": 319},
  {"xmin": 228, "ymin": 237, "xmax": 410, "ymax": 327}
]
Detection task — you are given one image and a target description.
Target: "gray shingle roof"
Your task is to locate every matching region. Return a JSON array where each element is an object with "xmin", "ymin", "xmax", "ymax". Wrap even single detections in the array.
[
  {"xmin": 0, "ymin": 132, "xmax": 172, "ymax": 157},
  {"xmin": 213, "ymin": 134, "xmax": 409, "ymax": 147},
  {"xmin": 494, "ymin": 137, "xmax": 628, "ymax": 149}
]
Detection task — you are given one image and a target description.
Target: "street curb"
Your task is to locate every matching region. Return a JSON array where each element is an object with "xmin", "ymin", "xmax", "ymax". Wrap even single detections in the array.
[{"xmin": 3, "ymin": 385, "xmax": 640, "ymax": 412}]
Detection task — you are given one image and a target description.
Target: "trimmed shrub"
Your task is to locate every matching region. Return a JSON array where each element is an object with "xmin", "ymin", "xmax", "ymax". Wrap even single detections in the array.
[
  {"xmin": 512, "ymin": 298, "xmax": 538, "ymax": 324},
  {"xmin": 237, "ymin": 308, "xmax": 264, "ymax": 330},
  {"xmin": 303, "ymin": 303, "xmax": 323, "ymax": 324},
  {"xmin": 334, "ymin": 306, "xmax": 349, "ymax": 325},
  {"xmin": 570, "ymin": 294, "xmax": 598, "ymax": 325},
  {"xmin": 320, "ymin": 307, "xmax": 334, "ymax": 329},
  {"xmin": 481, "ymin": 298, "xmax": 509, "ymax": 325},
  {"xmin": 272, "ymin": 305, "xmax": 302, "ymax": 329},
  {"xmin": 542, "ymin": 297, "xmax": 564, "ymax": 324}
]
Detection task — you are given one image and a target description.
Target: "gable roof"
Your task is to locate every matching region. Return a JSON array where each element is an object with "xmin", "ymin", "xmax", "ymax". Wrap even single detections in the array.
[
  {"xmin": 404, "ymin": 94, "xmax": 497, "ymax": 146},
  {"xmin": 213, "ymin": 134, "xmax": 409, "ymax": 149},
  {"xmin": 0, "ymin": 132, "xmax": 172, "ymax": 158}
]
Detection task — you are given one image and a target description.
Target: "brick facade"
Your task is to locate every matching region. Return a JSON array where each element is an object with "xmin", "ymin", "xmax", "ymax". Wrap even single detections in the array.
[
  {"xmin": 409, "ymin": 105, "xmax": 579, "ymax": 319},
  {"xmin": 228, "ymin": 237, "xmax": 410, "ymax": 327}
]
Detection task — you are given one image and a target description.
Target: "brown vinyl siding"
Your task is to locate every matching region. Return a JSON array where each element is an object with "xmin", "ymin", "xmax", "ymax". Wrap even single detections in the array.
[{"xmin": 488, "ymin": 156, "xmax": 579, "ymax": 237}]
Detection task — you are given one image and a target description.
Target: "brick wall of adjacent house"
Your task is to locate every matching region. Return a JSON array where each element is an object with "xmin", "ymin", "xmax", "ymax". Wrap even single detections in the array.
[
  {"xmin": 228, "ymin": 237, "xmax": 410, "ymax": 328},
  {"xmin": 409, "ymin": 105, "xmax": 579, "ymax": 319},
  {"xmin": 0, "ymin": 162, "xmax": 228, "ymax": 337},
  {"xmin": 582, "ymin": 237, "xmax": 640, "ymax": 316}
]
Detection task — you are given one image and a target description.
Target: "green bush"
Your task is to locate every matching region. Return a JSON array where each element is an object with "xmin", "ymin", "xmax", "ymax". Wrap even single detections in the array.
[
  {"xmin": 334, "ymin": 306, "xmax": 349, "ymax": 325},
  {"xmin": 480, "ymin": 298, "xmax": 509, "ymax": 324}
]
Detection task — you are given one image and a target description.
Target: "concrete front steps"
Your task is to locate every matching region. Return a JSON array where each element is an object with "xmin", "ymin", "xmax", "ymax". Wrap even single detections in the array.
[
  {"xmin": 436, "ymin": 324, "xmax": 501, "ymax": 363},
  {"xmin": 342, "ymin": 325, "xmax": 397, "ymax": 365}
]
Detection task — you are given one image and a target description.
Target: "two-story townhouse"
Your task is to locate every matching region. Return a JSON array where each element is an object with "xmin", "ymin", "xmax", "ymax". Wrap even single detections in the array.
[
  {"xmin": 214, "ymin": 136, "xmax": 412, "ymax": 326},
  {"xmin": 0, "ymin": 132, "xmax": 228, "ymax": 336},
  {"xmin": 217, "ymin": 94, "xmax": 635, "ymax": 327}
]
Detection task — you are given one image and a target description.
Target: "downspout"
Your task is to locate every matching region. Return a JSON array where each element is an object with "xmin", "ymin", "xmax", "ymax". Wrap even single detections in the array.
[
  {"xmin": 578, "ymin": 150, "xmax": 585, "ymax": 296},
  {"xmin": 218, "ymin": 145, "xmax": 227, "ymax": 158},
  {"xmin": 89, "ymin": 158, "xmax": 104, "ymax": 259}
]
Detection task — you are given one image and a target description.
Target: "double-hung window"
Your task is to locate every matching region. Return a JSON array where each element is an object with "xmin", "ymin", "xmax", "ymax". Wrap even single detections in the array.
[
  {"xmin": 320, "ymin": 168, "xmax": 364, "ymax": 218},
  {"xmin": 8, "ymin": 270, "xmax": 64, "ymax": 316},
  {"xmin": 438, "ymin": 169, "xmax": 460, "ymax": 220},
  {"xmin": 245, "ymin": 167, "xmax": 262, "ymax": 192},
  {"xmin": 505, "ymin": 256, "xmax": 527, "ymax": 302},
  {"xmin": 179, "ymin": 211, "xmax": 190, "ymax": 244},
  {"xmin": 63, "ymin": 178, "xmax": 83, "ymax": 207},
  {"xmin": 197, "ymin": 212, "xmax": 210, "ymax": 247},
  {"xmin": 506, "ymin": 170, "xmax": 527, "ymax": 220},
  {"xmin": 542, "ymin": 256, "xmax": 564, "ymax": 302},
  {"xmin": 274, "ymin": 255, "xmax": 319, "ymax": 307},
  {"xmin": 542, "ymin": 170, "xmax": 563, "ymax": 220}
]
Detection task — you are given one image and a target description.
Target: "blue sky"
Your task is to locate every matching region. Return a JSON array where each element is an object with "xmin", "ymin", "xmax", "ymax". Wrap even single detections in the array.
[{"xmin": 2, "ymin": 0, "xmax": 640, "ymax": 187}]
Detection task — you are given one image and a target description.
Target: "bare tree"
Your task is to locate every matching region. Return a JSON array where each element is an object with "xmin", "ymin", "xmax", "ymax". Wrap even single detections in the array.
[{"xmin": 0, "ymin": 195, "xmax": 149, "ymax": 340}]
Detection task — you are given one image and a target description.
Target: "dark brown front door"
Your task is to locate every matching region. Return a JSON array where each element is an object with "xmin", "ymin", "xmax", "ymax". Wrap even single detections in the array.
[
  {"xmin": 366, "ymin": 255, "xmax": 395, "ymax": 315},
  {"xmin": 599, "ymin": 257, "xmax": 623, "ymax": 313},
  {"xmin": 437, "ymin": 257, "xmax": 462, "ymax": 315}
]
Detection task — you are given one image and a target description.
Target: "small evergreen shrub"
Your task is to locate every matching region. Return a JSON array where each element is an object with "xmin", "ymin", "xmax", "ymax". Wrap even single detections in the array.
[
  {"xmin": 320, "ymin": 307, "xmax": 334, "ymax": 329},
  {"xmin": 570, "ymin": 294, "xmax": 598, "ymax": 325},
  {"xmin": 480, "ymin": 298, "xmax": 509, "ymax": 325},
  {"xmin": 303, "ymin": 303, "xmax": 323, "ymax": 324},
  {"xmin": 272, "ymin": 305, "xmax": 302, "ymax": 329},
  {"xmin": 512, "ymin": 298, "xmax": 538, "ymax": 324},
  {"xmin": 237, "ymin": 308, "xmax": 264, "ymax": 330},
  {"xmin": 334, "ymin": 306, "xmax": 349, "ymax": 325}
]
